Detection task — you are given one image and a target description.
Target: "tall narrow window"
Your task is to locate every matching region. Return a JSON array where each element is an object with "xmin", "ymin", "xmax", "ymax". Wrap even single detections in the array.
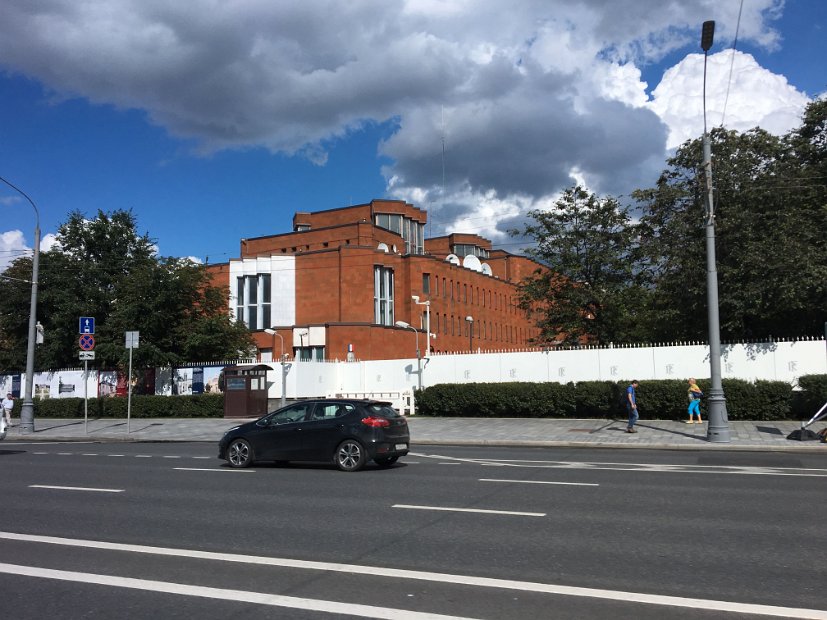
[
  {"xmin": 236, "ymin": 274, "xmax": 271, "ymax": 330},
  {"xmin": 374, "ymin": 266, "xmax": 394, "ymax": 326},
  {"xmin": 422, "ymin": 273, "xmax": 431, "ymax": 294}
]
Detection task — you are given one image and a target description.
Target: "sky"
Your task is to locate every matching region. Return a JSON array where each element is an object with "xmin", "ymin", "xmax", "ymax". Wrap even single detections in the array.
[{"xmin": 0, "ymin": 0, "xmax": 824, "ymax": 271}]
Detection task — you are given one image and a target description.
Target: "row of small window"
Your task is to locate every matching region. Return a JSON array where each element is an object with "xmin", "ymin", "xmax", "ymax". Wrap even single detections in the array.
[
  {"xmin": 452, "ymin": 244, "xmax": 489, "ymax": 259},
  {"xmin": 422, "ymin": 273, "xmax": 517, "ymax": 312},
  {"xmin": 375, "ymin": 213, "xmax": 425, "ymax": 255},
  {"xmin": 428, "ymin": 314, "xmax": 529, "ymax": 344}
]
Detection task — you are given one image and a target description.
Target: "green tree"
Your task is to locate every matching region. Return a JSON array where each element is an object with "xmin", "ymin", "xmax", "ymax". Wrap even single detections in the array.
[
  {"xmin": 513, "ymin": 186, "xmax": 640, "ymax": 345},
  {"xmin": 0, "ymin": 209, "xmax": 254, "ymax": 372},
  {"xmin": 634, "ymin": 101, "xmax": 827, "ymax": 341}
]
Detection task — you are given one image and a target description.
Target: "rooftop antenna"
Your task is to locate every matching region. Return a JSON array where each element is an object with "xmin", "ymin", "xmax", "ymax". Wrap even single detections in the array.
[{"xmin": 441, "ymin": 105, "xmax": 446, "ymax": 198}]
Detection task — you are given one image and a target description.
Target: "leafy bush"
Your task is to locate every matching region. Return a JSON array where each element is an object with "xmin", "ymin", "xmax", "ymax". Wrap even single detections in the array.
[
  {"xmin": 26, "ymin": 394, "xmax": 224, "ymax": 419},
  {"xmin": 417, "ymin": 378, "xmax": 798, "ymax": 420},
  {"xmin": 794, "ymin": 374, "xmax": 827, "ymax": 419},
  {"xmin": 416, "ymin": 382, "xmax": 575, "ymax": 418}
]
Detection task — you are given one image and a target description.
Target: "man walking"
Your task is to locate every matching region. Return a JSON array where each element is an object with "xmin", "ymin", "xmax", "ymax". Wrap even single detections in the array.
[
  {"xmin": 626, "ymin": 380, "xmax": 639, "ymax": 433},
  {"xmin": 1, "ymin": 392, "xmax": 13, "ymax": 431}
]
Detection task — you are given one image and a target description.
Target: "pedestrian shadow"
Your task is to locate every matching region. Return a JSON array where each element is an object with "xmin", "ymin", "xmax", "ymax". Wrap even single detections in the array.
[{"xmin": 606, "ymin": 419, "xmax": 706, "ymax": 441}]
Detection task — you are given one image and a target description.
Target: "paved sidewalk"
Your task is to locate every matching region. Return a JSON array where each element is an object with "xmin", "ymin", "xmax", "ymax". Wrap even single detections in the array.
[{"xmin": 2, "ymin": 417, "xmax": 825, "ymax": 452}]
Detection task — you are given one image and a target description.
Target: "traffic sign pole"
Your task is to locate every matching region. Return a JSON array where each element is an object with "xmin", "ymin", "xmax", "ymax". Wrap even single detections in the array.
[{"xmin": 84, "ymin": 359, "xmax": 88, "ymax": 435}]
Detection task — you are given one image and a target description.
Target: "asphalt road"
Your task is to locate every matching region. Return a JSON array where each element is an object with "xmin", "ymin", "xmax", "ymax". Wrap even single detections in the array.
[{"xmin": 1, "ymin": 442, "xmax": 825, "ymax": 619}]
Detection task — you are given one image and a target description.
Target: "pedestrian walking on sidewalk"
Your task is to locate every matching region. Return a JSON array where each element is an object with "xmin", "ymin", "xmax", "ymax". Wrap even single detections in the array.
[
  {"xmin": 686, "ymin": 378, "xmax": 703, "ymax": 424},
  {"xmin": 626, "ymin": 380, "xmax": 639, "ymax": 433},
  {"xmin": 1, "ymin": 392, "xmax": 13, "ymax": 430}
]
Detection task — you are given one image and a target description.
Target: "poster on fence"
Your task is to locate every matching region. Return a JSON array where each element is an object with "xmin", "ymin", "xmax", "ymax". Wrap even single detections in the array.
[{"xmin": 203, "ymin": 366, "xmax": 223, "ymax": 394}]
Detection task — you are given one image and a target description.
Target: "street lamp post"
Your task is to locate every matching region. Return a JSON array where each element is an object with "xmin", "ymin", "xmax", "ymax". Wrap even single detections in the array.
[
  {"xmin": 411, "ymin": 295, "xmax": 431, "ymax": 357},
  {"xmin": 465, "ymin": 316, "xmax": 473, "ymax": 353},
  {"xmin": 700, "ymin": 20, "xmax": 730, "ymax": 443},
  {"xmin": 0, "ymin": 176, "xmax": 40, "ymax": 434},
  {"xmin": 264, "ymin": 328, "xmax": 287, "ymax": 408},
  {"xmin": 395, "ymin": 321, "xmax": 422, "ymax": 391}
]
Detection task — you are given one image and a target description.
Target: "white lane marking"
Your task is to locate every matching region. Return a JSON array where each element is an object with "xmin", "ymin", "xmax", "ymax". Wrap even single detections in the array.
[
  {"xmin": 393, "ymin": 504, "xmax": 545, "ymax": 517},
  {"xmin": 438, "ymin": 462, "xmax": 462, "ymax": 465},
  {"xmin": 0, "ymin": 563, "xmax": 473, "ymax": 620},
  {"xmin": 413, "ymin": 454, "xmax": 827, "ymax": 477},
  {"xmin": 1, "ymin": 531, "xmax": 824, "ymax": 619},
  {"xmin": 29, "ymin": 485, "xmax": 123, "ymax": 493},
  {"xmin": 480, "ymin": 479, "xmax": 599, "ymax": 487},
  {"xmin": 173, "ymin": 468, "xmax": 255, "ymax": 473},
  {"xmin": 30, "ymin": 452, "xmax": 214, "ymax": 460}
]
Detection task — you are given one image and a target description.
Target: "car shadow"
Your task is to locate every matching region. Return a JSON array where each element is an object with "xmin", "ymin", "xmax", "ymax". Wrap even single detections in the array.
[{"xmin": 220, "ymin": 460, "xmax": 409, "ymax": 472}]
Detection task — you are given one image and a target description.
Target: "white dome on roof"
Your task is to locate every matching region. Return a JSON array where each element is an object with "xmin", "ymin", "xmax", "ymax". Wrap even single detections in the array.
[
  {"xmin": 445, "ymin": 254, "xmax": 460, "ymax": 265},
  {"xmin": 481, "ymin": 263, "xmax": 493, "ymax": 276},
  {"xmin": 377, "ymin": 243, "xmax": 389, "ymax": 253},
  {"xmin": 463, "ymin": 254, "xmax": 482, "ymax": 272}
]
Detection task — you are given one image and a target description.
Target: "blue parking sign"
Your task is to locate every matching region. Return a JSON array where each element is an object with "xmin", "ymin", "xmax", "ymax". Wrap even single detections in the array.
[{"xmin": 79, "ymin": 317, "xmax": 95, "ymax": 334}]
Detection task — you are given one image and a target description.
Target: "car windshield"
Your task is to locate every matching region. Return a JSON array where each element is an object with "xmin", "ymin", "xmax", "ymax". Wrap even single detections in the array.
[{"xmin": 364, "ymin": 403, "xmax": 400, "ymax": 418}]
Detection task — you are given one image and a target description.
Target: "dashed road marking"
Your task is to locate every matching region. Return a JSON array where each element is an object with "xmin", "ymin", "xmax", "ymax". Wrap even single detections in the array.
[
  {"xmin": 393, "ymin": 504, "xmax": 545, "ymax": 517},
  {"xmin": 480, "ymin": 478, "xmax": 599, "ymax": 487},
  {"xmin": 29, "ymin": 485, "xmax": 123, "ymax": 493}
]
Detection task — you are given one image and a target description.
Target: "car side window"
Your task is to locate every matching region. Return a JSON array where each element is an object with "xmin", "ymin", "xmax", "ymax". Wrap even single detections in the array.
[
  {"xmin": 312, "ymin": 403, "xmax": 354, "ymax": 419},
  {"xmin": 269, "ymin": 404, "xmax": 309, "ymax": 425}
]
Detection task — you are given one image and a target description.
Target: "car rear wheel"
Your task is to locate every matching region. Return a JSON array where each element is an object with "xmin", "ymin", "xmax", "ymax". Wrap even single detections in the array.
[
  {"xmin": 335, "ymin": 439, "xmax": 366, "ymax": 472},
  {"xmin": 374, "ymin": 455, "xmax": 398, "ymax": 467},
  {"xmin": 227, "ymin": 439, "xmax": 253, "ymax": 468}
]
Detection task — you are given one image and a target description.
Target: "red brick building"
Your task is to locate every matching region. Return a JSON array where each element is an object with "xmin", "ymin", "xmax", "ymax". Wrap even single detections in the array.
[{"xmin": 208, "ymin": 199, "xmax": 544, "ymax": 361}]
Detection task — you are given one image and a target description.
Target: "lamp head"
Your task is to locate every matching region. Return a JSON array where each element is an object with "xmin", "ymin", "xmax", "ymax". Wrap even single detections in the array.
[
  {"xmin": 411, "ymin": 295, "xmax": 419, "ymax": 303},
  {"xmin": 701, "ymin": 20, "xmax": 715, "ymax": 52}
]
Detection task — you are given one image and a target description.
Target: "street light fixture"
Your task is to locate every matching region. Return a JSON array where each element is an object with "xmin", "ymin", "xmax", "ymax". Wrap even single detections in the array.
[
  {"xmin": 700, "ymin": 20, "xmax": 730, "ymax": 443},
  {"xmin": 0, "ymin": 175, "xmax": 40, "ymax": 434},
  {"xmin": 465, "ymin": 316, "xmax": 474, "ymax": 353},
  {"xmin": 395, "ymin": 320, "xmax": 422, "ymax": 391},
  {"xmin": 263, "ymin": 328, "xmax": 287, "ymax": 408},
  {"xmin": 411, "ymin": 295, "xmax": 431, "ymax": 357}
]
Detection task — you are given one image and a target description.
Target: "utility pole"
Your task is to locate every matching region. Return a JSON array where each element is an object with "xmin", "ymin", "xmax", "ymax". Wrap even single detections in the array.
[{"xmin": 701, "ymin": 20, "xmax": 731, "ymax": 443}]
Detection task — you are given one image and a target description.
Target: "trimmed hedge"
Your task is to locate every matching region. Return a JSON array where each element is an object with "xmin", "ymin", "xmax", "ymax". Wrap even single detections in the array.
[
  {"xmin": 416, "ymin": 374, "xmax": 827, "ymax": 421},
  {"xmin": 7, "ymin": 374, "xmax": 827, "ymax": 421},
  {"xmin": 10, "ymin": 394, "xmax": 224, "ymax": 419}
]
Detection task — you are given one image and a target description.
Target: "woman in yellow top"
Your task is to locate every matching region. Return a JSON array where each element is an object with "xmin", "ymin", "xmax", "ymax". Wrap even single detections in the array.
[{"xmin": 686, "ymin": 378, "xmax": 703, "ymax": 423}]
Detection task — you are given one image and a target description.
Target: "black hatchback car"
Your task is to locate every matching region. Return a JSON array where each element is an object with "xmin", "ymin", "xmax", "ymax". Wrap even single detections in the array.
[{"xmin": 218, "ymin": 399, "xmax": 410, "ymax": 471}]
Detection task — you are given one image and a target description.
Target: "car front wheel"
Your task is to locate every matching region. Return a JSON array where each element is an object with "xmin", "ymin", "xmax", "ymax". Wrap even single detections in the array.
[
  {"xmin": 227, "ymin": 438, "xmax": 253, "ymax": 468},
  {"xmin": 335, "ymin": 439, "xmax": 366, "ymax": 472}
]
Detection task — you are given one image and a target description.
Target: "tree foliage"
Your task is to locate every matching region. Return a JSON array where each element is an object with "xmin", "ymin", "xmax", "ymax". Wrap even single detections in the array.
[
  {"xmin": 635, "ymin": 102, "xmax": 827, "ymax": 341},
  {"xmin": 0, "ymin": 209, "xmax": 254, "ymax": 372},
  {"xmin": 517, "ymin": 100, "xmax": 827, "ymax": 343},
  {"xmin": 514, "ymin": 187, "xmax": 640, "ymax": 345}
]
